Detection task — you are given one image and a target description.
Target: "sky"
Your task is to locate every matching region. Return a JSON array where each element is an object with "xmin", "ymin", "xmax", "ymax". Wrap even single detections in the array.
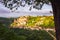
[{"xmin": 0, "ymin": 2, "xmax": 53, "ymax": 18}]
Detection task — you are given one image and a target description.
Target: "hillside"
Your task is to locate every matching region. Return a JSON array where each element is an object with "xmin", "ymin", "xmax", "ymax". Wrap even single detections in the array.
[
  {"xmin": 11, "ymin": 16, "xmax": 55, "ymax": 29},
  {"xmin": 0, "ymin": 16, "xmax": 56, "ymax": 40}
]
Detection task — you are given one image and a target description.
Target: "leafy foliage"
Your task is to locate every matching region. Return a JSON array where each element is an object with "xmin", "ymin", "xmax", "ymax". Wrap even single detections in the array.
[
  {"xmin": 0, "ymin": 23, "xmax": 27, "ymax": 40},
  {"xmin": 48, "ymin": 30, "xmax": 56, "ymax": 36},
  {"xmin": 11, "ymin": 16, "xmax": 55, "ymax": 28},
  {"xmin": 0, "ymin": 0, "xmax": 50, "ymax": 11},
  {"xmin": 0, "ymin": 17, "xmax": 55, "ymax": 40},
  {"xmin": 0, "ymin": 17, "xmax": 14, "ymax": 27}
]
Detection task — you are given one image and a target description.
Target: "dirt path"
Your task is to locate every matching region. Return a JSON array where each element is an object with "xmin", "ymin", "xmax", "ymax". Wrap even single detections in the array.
[{"xmin": 43, "ymin": 29, "xmax": 56, "ymax": 40}]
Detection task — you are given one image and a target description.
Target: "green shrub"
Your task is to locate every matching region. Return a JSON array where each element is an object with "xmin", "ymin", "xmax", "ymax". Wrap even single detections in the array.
[{"xmin": 0, "ymin": 23, "xmax": 27, "ymax": 40}]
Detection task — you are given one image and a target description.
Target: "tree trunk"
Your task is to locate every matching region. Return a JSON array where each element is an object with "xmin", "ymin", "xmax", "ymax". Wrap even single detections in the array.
[{"xmin": 50, "ymin": 0, "xmax": 60, "ymax": 40}]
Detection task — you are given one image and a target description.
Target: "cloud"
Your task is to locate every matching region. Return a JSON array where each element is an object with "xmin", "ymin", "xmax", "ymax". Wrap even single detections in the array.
[
  {"xmin": 0, "ymin": 3, "xmax": 53, "ymax": 17},
  {"xmin": 0, "ymin": 3, "xmax": 10, "ymax": 13}
]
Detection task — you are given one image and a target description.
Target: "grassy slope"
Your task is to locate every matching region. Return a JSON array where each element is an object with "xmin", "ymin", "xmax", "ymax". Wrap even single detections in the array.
[
  {"xmin": 0, "ymin": 23, "xmax": 53, "ymax": 40},
  {"xmin": 0, "ymin": 17, "xmax": 55, "ymax": 40}
]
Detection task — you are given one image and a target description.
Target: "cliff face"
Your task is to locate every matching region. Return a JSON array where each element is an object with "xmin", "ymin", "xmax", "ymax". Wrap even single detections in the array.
[
  {"xmin": 10, "ymin": 16, "xmax": 54, "ymax": 30},
  {"xmin": 10, "ymin": 16, "xmax": 28, "ymax": 28}
]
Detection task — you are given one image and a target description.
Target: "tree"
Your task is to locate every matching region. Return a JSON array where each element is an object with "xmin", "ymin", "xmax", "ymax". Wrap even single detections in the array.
[
  {"xmin": 0, "ymin": 0, "xmax": 50, "ymax": 11},
  {"xmin": 50, "ymin": 0, "xmax": 60, "ymax": 40},
  {"xmin": 0, "ymin": 0, "xmax": 60, "ymax": 40}
]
